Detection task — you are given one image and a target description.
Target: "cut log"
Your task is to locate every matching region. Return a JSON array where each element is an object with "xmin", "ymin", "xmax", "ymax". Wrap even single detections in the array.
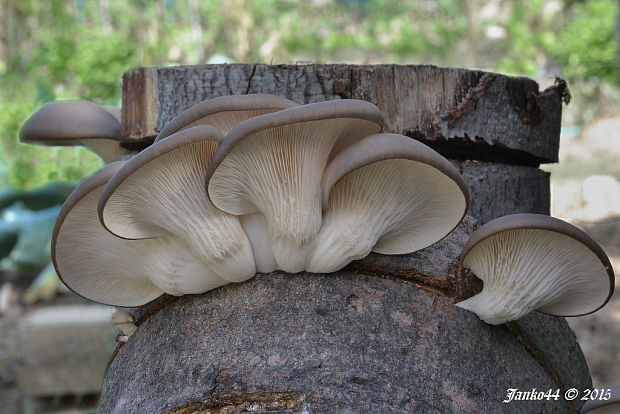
[
  {"xmin": 455, "ymin": 161, "xmax": 550, "ymax": 224},
  {"xmin": 122, "ymin": 64, "xmax": 563, "ymax": 163}
]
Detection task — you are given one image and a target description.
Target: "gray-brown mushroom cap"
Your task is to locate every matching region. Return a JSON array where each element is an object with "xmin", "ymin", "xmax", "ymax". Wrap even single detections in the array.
[
  {"xmin": 307, "ymin": 133, "xmax": 469, "ymax": 273},
  {"xmin": 205, "ymin": 99, "xmax": 384, "ymax": 273},
  {"xmin": 580, "ymin": 385, "xmax": 620, "ymax": 413},
  {"xmin": 54, "ymin": 161, "xmax": 229, "ymax": 306},
  {"xmin": 20, "ymin": 100, "xmax": 121, "ymax": 144},
  {"xmin": 155, "ymin": 94, "xmax": 300, "ymax": 142},
  {"xmin": 99, "ymin": 125, "xmax": 256, "ymax": 283},
  {"xmin": 456, "ymin": 213, "xmax": 615, "ymax": 324},
  {"xmin": 20, "ymin": 100, "xmax": 128, "ymax": 163}
]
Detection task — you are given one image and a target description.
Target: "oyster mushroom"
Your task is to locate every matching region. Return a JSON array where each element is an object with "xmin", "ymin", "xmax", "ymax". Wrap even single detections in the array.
[
  {"xmin": 307, "ymin": 133, "xmax": 469, "ymax": 273},
  {"xmin": 456, "ymin": 213, "xmax": 615, "ymax": 325},
  {"xmin": 206, "ymin": 100, "xmax": 384, "ymax": 273},
  {"xmin": 99, "ymin": 125, "xmax": 255, "ymax": 282},
  {"xmin": 20, "ymin": 100, "xmax": 130, "ymax": 163},
  {"xmin": 155, "ymin": 94, "xmax": 299, "ymax": 141},
  {"xmin": 53, "ymin": 162, "xmax": 229, "ymax": 306}
]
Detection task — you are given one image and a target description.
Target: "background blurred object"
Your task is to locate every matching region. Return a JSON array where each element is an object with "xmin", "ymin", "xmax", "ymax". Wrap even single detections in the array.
[{"xmin": 0, "ymin": 0, "xmax": 619, "ymax": 412}]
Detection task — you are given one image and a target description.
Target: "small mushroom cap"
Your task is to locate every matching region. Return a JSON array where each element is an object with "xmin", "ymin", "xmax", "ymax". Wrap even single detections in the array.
[
  {"xmin": 457, "ymin": 213, "xmax": 615, "ymax": 324},
  {"xmin": 307, "ymin": 133, "xmax": 468, "ymax": 273},
  {"xmin": 155, "ymin": 94, "xmax": 299, "ymax": 141},
  {"xmin": 110, "ymin": 309, "xmax": 135, "ymax": 324},
  {"xmin": 99, "ymin": 125, "xmax": 255, "ymax": 282},
  {"xmin": 206, "ymin": 99, "xmax": 383, "ymax": 273},
  {"xmin": 580, "ymin": 386, "xmax": 620, "ymax": 413},
  {"xmin": 20, "ymin": 100, "xmax": 121, "ymax": 144}
]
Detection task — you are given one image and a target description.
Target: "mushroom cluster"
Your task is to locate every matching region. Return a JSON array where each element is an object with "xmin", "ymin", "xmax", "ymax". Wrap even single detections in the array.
[
  {"xmin": 22, "ymin": 94, "xmax": 615, "ymax": 327},
  {"xmin": 41, "ymin": 94, "xmax": 469, "ymax": 306}
]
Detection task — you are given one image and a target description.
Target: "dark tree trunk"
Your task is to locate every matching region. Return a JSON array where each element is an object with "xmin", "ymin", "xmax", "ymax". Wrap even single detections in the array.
[{"xmin": 100, "ymin": 64, "xmax": 589, "ymax": 413}]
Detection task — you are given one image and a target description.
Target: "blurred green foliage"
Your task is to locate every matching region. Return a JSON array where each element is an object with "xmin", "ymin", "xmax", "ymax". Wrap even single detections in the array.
[{"xmin": 0, "ymin": 0, "xmax": 617, "ymax": 189}]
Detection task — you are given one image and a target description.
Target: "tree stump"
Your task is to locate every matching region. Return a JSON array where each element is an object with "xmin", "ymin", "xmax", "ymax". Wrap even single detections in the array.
[{"xmin": 99, "ymin": 65, "xmax": 589, "ymax": 413}]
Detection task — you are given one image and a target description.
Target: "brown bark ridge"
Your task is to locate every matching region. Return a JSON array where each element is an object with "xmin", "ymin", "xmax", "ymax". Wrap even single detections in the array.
[
  {"xmin": 99, "ymin": 217, "xmax": 591, "ymax": 414},
  {"xmin": 121, "ymin": 64, "xmax": 562, "ymax": 164}
]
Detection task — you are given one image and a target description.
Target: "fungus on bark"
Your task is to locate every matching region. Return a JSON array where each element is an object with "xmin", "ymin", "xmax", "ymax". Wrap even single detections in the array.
[
  {"xmin": 20, "ymin": 100, "xmax": 129, "ymax": 163},
  {"xmin": 99, "ymin": 125, "xmax": 255, "ymax": 282},
  {"xmin": 110, "ymin": 309, "xmax": 137, "ymax": 340},
  {"xmin": 155, "ymin": 94, "xmax": 299, "ymax": 141},
  {"xmin": 53, "ymin": 162, "xmax": 228, "ymax": 306},
  {"xmin": 456, "ymin": 213, "xmax": 615, "ymax": 325},
  {"xmin": 307, "ymin": 133, "xmax": 469, "ymax": 273},
  {"xmin": 206, "ymin": 100, "xmax": 384, "ymax": 273}
]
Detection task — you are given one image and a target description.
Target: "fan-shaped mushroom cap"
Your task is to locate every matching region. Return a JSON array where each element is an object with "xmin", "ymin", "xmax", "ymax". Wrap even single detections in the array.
[
  {"xmin": 53, "ymin": 162, "xmax": 228, "ymax": 307},
  {"xmin": 206, "ymin": 100, "xmax": 384, "ymax": 273},
  {"xmin": 306, "ymin": 133, "xmax": 468, "ymax": 273},
  {"xmin": 155, "ymin": 94, "xmax": 299, "ymax": 142},
  {"xmin": 20, "ymin": 100, "xmax": 128, "ymax": 163},
  {"xmin": 99, "ymin": 125, "xmax": 255, "ymax": 282},
  {"xmin": 580, "ymin": 386, "xmax": 620, "ymax": 413},
  {"xmin": 456, "ymin": 213, "xmax": 615, "ymax": 325}
]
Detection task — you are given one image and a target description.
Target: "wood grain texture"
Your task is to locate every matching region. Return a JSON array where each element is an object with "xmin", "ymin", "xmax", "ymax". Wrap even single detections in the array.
[{"xmin": 121, "ymin": 64, "xmax": 562, "ymax": 163}]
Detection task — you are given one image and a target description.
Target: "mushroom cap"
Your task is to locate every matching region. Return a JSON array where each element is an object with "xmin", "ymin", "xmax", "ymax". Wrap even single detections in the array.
[
  {"xmin": 457, "ymin": 213, "xmax": 615, "ymax": 324},
  {"xmin": 580, "ymin": 386, "xmax": 620, "ymax": 413},
  {"xmin": 53, "ymin": 162, "xmax": 226, "ymax": 306},
  {"xmin": 307, "ymin": 133, "xmax": 468, "ymax": 273},
  {"xmin": 110, "ymin": 309, "xmax": 135, "ymax": 324},
  {"xmin": 99, "ymin": 125, "xmax": 255, "ymax": 282},
  {"xmin": 155, "ymin": 94, "xmax": 299, "ymax": 142},
  {"xmin": 20, "ymin": 100, "xmax": 127, "ymax": 163},
  {"xmin": 205, "ymin": 99, "xmax": 383, "ymax": 273},
  {"xmin": 20, "ymin": 100, "xmax": 121, "ymax": 144}
]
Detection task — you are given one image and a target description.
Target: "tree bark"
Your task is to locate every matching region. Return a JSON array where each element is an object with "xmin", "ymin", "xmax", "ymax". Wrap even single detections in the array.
[
  {"xmin": 100, "ymin": 218, "xmax": 590, "ymax": 413},
  {"xmin": 101, "ymin": 64, "xmax": 590, "ymax": 413}
]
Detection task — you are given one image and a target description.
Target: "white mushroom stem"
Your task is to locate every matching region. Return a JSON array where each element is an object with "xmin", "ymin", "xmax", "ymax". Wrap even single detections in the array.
[
  {"xmin": 456, "ymin": 229, "xmax": 612, "ymax": 325},
  {"xmin": 240, "ymin": 213, "xmax": 278, "ymax": 273},
  {"xmin": 83, "ymin": 138, "xmax": 131, "ymax": 164}
]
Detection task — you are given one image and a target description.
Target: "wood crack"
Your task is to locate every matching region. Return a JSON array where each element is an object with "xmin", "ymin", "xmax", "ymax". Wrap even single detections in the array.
[
  {"xmin": 245, "ymin": 64, "xmax": 257, "ymax": 94},
  {"xmin": 347, "ymin": 259, "xmax": 482, "ymax": 301},
  {"xmin": 162, "ymin": 391, "xmax": 305, "ymax": 414}
]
